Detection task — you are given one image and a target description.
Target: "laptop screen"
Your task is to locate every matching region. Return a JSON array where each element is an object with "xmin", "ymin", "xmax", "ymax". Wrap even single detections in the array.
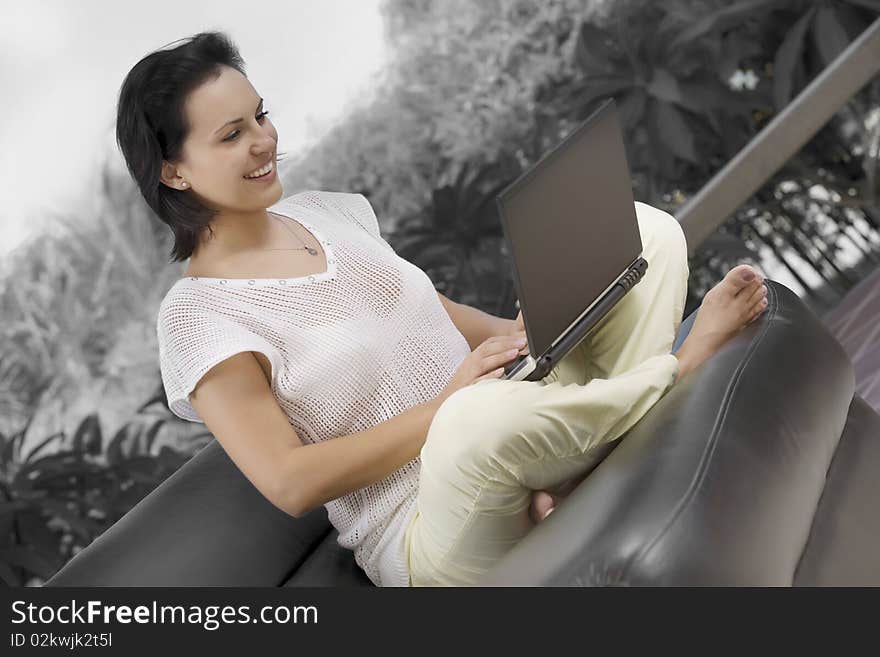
[{"xmin": 496, "ymin": 99, "xmax": 642, "ymax": 358}]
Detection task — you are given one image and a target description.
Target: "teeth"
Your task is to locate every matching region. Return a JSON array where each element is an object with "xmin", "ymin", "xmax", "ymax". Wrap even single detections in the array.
[{"xmin": 244, "ymin": 161, "xmax": 274, "ymax": 178}]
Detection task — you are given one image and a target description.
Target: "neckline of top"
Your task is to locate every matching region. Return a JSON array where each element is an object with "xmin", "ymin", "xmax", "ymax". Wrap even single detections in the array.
[{"xmin": 174, "ymin": 204, "xmax": 338, "ymax": 288}]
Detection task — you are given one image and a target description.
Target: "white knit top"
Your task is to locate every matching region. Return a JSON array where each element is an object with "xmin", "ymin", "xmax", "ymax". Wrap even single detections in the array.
[{"xmin": 156, "ymin": 190, "xmax": 472, "ymax": 587}]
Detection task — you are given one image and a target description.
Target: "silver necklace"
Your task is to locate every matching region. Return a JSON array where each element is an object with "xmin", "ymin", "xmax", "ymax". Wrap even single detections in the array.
[{"xmin": 260, "ymin": 212, "xmax": 319, "ymax": 255}]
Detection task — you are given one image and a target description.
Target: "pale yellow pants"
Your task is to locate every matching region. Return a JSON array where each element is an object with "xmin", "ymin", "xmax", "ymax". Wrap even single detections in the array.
[{"xmin": 404, "ymin": 202, "xmax": 690, "ymax": 586}]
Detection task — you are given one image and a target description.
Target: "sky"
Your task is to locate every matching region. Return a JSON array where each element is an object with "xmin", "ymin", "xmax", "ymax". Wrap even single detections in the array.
[{"xmin": 0, "ymin": 0, "xmax": 388, "ymax": 260}]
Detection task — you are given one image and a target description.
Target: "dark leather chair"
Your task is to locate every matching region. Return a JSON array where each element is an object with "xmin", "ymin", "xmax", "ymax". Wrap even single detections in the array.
[{"xmin": 44, "ymin": 280, "xmax": 880, "ymax": 586}]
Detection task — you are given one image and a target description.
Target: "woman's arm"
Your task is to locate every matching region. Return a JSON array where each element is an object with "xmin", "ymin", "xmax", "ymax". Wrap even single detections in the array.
[
  {"xmin": 295, "ymin": 296, "xmax": 527, "ymax": 515},
  {"xmin": 291, "ymin": 397, "xmax": 442, "ymax": 517},
  {"xmin": 436, "ymin": 291, "xmax": 517, "ymax": 351},
  {"xmin": 189, "ymin": 350, "xmax": 445, "ymax": 519}
]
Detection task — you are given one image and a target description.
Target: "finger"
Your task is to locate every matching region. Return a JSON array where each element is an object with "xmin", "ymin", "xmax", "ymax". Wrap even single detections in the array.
[
  {"xmin": 490, "ymin": 347, "xmax": 522, "ymax": 366},
  {"xmin": 488, "ymin": 336, "xmax": 528, "ymax": 352},
  {"xmin": 485, "ymin": 334, "xmax": 525, "ymax": 347},
  {"xmin": 475, "ymin": 367, "xmax": 505, "ymax": 382}
]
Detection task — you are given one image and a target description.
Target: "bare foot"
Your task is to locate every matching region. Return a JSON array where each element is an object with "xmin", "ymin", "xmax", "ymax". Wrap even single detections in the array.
[
  {"xmin": 529, "ymin": 490, "xmax": 558, "ymax": 524},
  {"xmin": 673, "ymin": 263, "xmax": 768, "ymax": 382},
  {"xmin": 528, "ymin": 473, "xmax": 588, "ymax": 525},
  {"xmin": 529, "ymin": 264, "xmax": 769, "ymax": 526}
]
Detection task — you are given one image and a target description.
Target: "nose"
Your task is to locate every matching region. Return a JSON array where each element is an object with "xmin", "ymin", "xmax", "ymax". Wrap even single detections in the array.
[
  {"xmin": 251, "ymin": 137, "xmax": 276, "ymax": 159},
  {"xmin": 251, "ymin": 124, "xmax": 277, "ymax": 152}
]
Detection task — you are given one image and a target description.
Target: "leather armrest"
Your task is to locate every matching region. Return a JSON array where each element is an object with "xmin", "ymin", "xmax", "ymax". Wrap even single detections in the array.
[
  {"xmin": 794, "ymin": 394, "xmax": 880, "ymax": 586},
  {"xmin": 481, "ymin": 280, "xmax": 855, "ymax": 585},
  {"xmin": 44, "ymin": 440, "xmax": 332, "ymax": 586}
]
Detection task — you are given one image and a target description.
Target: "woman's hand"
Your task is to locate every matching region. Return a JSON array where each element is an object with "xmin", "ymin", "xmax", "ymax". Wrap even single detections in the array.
[
  {"xmin": 505, "ymin": 310, "xmax": 529, "ymax": 357},
  {"xmin": 435, "ymin": 334, "xmax": 527, "ymax": 407}
]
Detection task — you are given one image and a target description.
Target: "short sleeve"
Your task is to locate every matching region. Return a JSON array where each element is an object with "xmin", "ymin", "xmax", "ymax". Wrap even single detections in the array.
[
  {"xmin": 320, "ymin": 191, "xmax": 396, "ymax": 254},
  {"xmin": 156, "ymin": 295, "xmax": 283, "ymax": 424}
]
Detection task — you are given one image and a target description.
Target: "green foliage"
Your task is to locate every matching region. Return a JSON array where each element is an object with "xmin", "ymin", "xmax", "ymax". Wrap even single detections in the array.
[
  {"xmin": 288, "ymin": 0, "xmax": 880, "ymax": 315},
  {"xmin": 0, "ymin": 392, "xmax": 208, "ymax": 586},
  {"xmin": 286, "ymin": 0, "xmax": 599, "ymax": 308},
  {"xmin": 0, "ymin": 163, "xmax": 185, "ymax": 441}
]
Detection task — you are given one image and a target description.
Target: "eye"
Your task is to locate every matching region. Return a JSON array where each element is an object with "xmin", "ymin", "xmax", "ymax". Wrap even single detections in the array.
[{"xmin": 223, "ymin": 110, "xmax": 270, "ymax": 142}]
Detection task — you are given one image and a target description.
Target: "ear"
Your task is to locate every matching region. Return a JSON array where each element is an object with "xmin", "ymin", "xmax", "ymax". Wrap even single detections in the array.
[{"xmin": 160, "ymin": 160, "xmax": 187, "ymax": 190}]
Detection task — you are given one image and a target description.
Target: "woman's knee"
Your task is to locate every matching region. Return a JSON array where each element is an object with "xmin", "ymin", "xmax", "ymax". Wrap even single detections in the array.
[
  {"xmin": 421, "ymin": 381, "xmax": 525, "ymax": 474},
  {"xmin": 635, "ymin": 201, "xmax": 688, "ymax": 267}
]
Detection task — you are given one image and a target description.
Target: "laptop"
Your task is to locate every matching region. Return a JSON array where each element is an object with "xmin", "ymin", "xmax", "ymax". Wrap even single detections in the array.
[{"xmin": 497, "ymin": 98, "xmax": 648, "ymax": 382}]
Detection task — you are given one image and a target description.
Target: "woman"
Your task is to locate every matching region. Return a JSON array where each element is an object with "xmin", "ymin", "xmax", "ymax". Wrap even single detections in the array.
[{"xmin": 116, "ymin": 31, "xmax": 768, "ymax": 587}]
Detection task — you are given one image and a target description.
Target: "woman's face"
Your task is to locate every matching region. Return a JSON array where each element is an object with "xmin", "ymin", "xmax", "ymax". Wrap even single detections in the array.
[{"xmin": 160, "ymin": 65, "xmax": 282, "ymax": 213}]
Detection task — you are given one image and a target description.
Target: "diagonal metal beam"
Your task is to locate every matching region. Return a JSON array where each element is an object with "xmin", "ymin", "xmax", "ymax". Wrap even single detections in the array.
[{"xmin": 676, "ymin": 17, "xmax": 880, "ymax": 256}]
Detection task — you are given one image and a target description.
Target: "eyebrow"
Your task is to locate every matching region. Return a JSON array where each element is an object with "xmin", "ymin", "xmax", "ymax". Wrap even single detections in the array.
[{"xmin": 214, "ymin": 97, "xmax": 264, "ymax": 136}]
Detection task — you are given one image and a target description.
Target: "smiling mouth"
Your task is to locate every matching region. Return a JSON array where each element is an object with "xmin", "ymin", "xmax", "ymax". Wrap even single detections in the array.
[{"xmin": 244, "ymin": 162, "xmax": 275, "ymax": 179}]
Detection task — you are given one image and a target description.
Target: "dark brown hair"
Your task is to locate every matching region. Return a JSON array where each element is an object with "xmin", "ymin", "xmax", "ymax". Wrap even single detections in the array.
[{"xmin": 116, "ymin": 31, "xmax": 250, "ymax": 262}]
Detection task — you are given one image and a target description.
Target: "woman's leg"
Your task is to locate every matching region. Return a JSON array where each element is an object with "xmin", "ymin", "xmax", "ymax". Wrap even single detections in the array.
[
  {"xmin": 406, "ymin": 204, "xmax": 761, "ymax": 586},
  {"xmin": 528, "ymin": 202, "xmax": 689, "ymax": 391},
  {"xmin": 405, "ymin": 203, "xmax": 690, "ymax": 586},
  {"xmin": 531, "ymin": 202, "xmax": 690, "ymax": 505},
  {"xmin": 406, "ymin": 351, "xmax": 681, "ymax": 586},
  {"xmin": 571, "ymin": 202, "xmax": 690, "ymax": 381}
]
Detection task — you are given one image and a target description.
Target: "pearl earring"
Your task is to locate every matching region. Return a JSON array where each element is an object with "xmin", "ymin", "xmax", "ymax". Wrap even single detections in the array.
[{"xmin": 182, "ymin": 182, "xmax": 188, "ymax": 188}]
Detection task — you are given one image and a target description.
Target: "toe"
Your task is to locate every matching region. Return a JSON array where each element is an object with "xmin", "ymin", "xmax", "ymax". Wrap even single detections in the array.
[
  {"xmin": 530, "ymin": 490, "xmax": 557, "ymax": 523},
  {"xmin": 723, "ymin": 264, "xmax": 761, "ymax": 296},
  {"xmin": 745, "ymin": 282, "xmax": 767, "ymax": 308},
  {"xmin": 746, "ymin": 296, "xmax": 769, "ymax": 324}
]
